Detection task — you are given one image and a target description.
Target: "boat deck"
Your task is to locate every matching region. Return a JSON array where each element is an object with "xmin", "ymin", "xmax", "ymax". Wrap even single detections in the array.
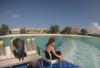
[{"xmin": 0, "ymin": 53, "xmax": 41, "ymax": 68}]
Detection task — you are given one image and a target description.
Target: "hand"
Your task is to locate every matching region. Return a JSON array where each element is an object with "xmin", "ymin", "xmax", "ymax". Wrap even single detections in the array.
[{"xmin": 59, "ymin": 56, "xmax": 64, "ymax": 61}]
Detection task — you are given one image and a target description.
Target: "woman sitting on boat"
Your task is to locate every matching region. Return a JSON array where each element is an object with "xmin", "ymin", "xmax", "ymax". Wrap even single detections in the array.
[{"xmin": 45, "ymin": 37, "xmax": 64, "ymax": 61}]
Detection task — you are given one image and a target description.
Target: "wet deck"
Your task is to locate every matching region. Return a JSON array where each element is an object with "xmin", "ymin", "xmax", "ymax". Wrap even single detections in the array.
[{"xmin": 0, "ymin": 53, "xmax": 41, "ymax": 68}]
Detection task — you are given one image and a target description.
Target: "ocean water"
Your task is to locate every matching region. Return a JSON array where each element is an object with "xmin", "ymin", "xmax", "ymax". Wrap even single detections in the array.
[
  {"xmin": 35, "ymin": 36, "xmax": 100, "ymax": 68},
  {"xmin": 0, "ymin": 35, "xmax": 100, "ymax": 68}
]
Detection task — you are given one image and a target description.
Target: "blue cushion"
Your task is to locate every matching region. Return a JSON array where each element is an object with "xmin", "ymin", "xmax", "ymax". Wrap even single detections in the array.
[{"xmin": 38, "ymin": 59, "xmax": 79, "ymax": 68}]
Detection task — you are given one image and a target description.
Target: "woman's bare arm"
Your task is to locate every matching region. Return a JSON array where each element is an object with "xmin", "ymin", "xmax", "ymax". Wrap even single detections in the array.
[{"xmin": 51, "ymin": 46, "xmax": 61, "ymax": 59}]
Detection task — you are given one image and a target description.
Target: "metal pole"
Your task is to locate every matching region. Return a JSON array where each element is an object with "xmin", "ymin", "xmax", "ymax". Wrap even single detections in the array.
[{"xmin": 10, "ymin": 66, "xmax": 12, "ymax": 68}]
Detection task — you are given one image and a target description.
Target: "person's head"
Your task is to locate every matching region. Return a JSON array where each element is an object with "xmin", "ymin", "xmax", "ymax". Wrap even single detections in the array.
[{"xmin": 48, "ymin": 38, "xmax": 55, "ymax": 45}]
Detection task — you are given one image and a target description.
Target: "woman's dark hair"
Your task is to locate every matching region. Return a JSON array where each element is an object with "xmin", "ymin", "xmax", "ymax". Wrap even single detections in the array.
[{"xmin": 46, "ymin": 38, "xmax": 55, "ymax": 46}]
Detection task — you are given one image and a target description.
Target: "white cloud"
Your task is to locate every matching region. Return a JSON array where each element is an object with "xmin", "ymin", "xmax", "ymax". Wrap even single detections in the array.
[
  {"xmin": 11, "ymin": 14, "xmax": 19, "ymax": 19},
  {"xmin": 88, "ymin": 22, "xmax": 100, "ymax": 34}
]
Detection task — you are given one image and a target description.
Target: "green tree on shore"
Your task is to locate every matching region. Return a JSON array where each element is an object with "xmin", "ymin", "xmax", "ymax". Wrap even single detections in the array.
[
  {"xmin": 20, "ymin": 28, "xmax": 26, "ymax": 34},
  {"xmin": 0, "ymin": 24, "xmax": 9, "ymax": 35},
  {"xmin": 48, "ymin": 25, "xmax": 60, "ymax": 34},
  {"xmin": 61, "ymin": 26, "xmax": 79, "ymax": 34},
  {"xmin": 61, "ymin": 27, "xmax": 72, "ymax": 34},
  {"xmin": 80, "ymin": 29, "xmax": 88, "ymax": 35}
]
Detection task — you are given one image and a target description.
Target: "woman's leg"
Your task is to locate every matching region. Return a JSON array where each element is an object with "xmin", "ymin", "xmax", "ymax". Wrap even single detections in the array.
[
  {"xmin": 51, "ymin": 51, "xmax": 62, "ymax": 60},
  {"xmin": 56, "ymin": 51, "xmax": 62, "ymax": 55}
]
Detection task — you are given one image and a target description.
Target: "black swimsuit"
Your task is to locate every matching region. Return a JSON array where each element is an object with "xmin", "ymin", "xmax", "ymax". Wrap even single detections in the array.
[{"xmin": 45, "ymin": 51, "xmax": 62, "ymax": 60}]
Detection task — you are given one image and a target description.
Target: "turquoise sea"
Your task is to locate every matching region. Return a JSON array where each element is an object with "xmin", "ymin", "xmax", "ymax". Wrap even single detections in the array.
[
  {"xmin": 0, "ymin": 34, "xmax": 100, "ymax": 68},
  {"xmin": 35, "ymin": 36, "xmax": 100, "ymax": 68}
]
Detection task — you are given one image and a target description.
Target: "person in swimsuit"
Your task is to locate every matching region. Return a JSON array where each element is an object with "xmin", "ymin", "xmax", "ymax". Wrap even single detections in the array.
[{"xmin": 46, "ymin": 38, "xmax": 64, "ymax": 61}]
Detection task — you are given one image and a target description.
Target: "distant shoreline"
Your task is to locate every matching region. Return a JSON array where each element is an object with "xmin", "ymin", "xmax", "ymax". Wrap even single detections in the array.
[{"xmin": 0, "ymin": 34, "xmax": 99, "ymax": 38}]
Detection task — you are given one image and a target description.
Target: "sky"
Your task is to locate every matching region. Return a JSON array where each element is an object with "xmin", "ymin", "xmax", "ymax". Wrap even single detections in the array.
[{"xmin": 0, "ymin": 0, "xmax": 100, "ymax": 29}]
